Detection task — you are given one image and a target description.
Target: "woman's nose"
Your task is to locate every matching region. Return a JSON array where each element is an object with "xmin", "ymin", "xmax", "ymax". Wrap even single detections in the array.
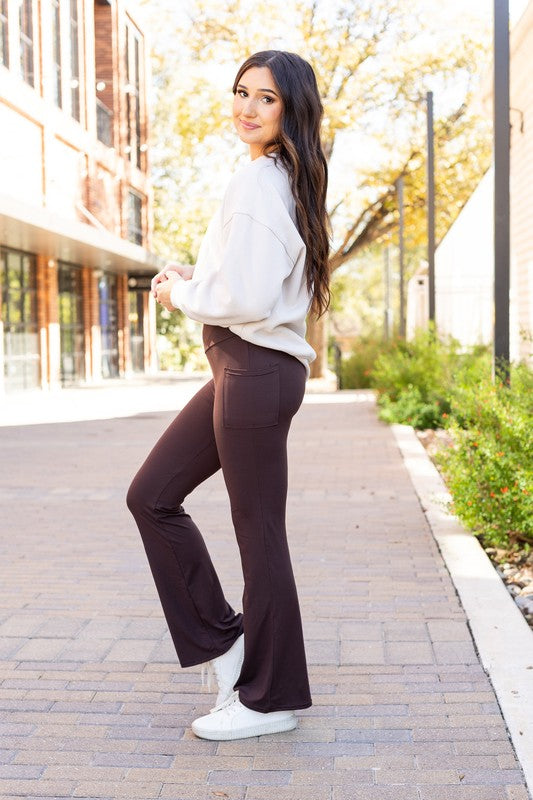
[{"xmin": 242, "ymin": 98, "xmax": 257, "ymax": 116}]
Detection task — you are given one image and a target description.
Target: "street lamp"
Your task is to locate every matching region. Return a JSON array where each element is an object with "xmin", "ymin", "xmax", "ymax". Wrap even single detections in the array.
[{"xmin": 394, "ymin": 89, "xmax": 435, "ymax": 340}]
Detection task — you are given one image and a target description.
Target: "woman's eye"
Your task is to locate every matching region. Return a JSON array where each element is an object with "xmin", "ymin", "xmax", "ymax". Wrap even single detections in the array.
[{"xmin": 262, "ymin": 96, "xmax": 273, "ymax": 103}]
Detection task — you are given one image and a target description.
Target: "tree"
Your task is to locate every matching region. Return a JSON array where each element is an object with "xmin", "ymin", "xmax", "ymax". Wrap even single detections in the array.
[{"xmin": 135, "ymin": 0, "xmax": 492, "ymax": 376}]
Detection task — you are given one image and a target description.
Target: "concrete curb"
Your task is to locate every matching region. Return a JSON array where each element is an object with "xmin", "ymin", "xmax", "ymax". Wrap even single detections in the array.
[{"xmin": 391, "ymin": 422, "xmax": 533, "ymax": 798}]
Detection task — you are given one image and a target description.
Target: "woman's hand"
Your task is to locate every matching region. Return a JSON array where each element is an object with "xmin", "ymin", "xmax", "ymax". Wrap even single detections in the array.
[
  {"xmin": 151, "ymin": 262, "xmax": 194, "ymax": 297},
  {"xmin": 154, "ymin": 270, "xmax": 180, "ymax": 312}
]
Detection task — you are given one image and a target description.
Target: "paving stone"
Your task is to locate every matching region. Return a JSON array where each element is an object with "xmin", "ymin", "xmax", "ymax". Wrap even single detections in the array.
[
  {"xmin": 456, "ymin": 768, "xmax": 525, "ymax": 785},
  {"xmin": 427, "ymin": 619, "xmax": 472, "ymax": 641},
  {"xmin": 208, "ymin": 769, "xmax": 291, "ymax": 785},
  {"xmin": 419, "ymin": 788, "xmax": 513, "ymax": 799},
  {"xmin": 385, "ymin": 641, "xmax": 435, "ymax": 664},
  {"xmin": 339, "ymin": 641, "xmax": 386, "ymax": 664},
  {"xmin": 0, "ymin": 616, "xmax": 47, "ymax": 637},
  {"xmin": 0, "ymin": 764, "xmax": 45, "ymax": 778},
  {"xmin": 13, "ymin": 640, "xmax": 71, "ymax": 661},
  {"xmin": 290, "ymin": 768, "xmax": 373, "ymax": 785},
  {"xmin": 505, "ymin": 788, "xmax": 531, "ymax": 800},
  {"xmin": 333, "ymin": 789, "xmax": 418, "ymax": 800},
  {"xmin": 72, "ymin": 780, "xmax": 162, "ymax": 797},
  {"xmin": 383, "ymin": 621, "xmax": 430, "ymax": 641},
  {"xmin": 159, "ymin": 786, "xmax": 246, "ymax": 800},
  {"xmin": 0, "ymin": 780, "xmax": 75, "ymax": 796},
  {"xmin": 13, "ymin": 751, "xmax": 94, "ymax": 766},
  {"xmin": 375, "ymin": 768, "xmax": 460, "ymax": 783},
  {"xmin": 433, "ymin": 640, "xmax": 479, "ymax": 664}
]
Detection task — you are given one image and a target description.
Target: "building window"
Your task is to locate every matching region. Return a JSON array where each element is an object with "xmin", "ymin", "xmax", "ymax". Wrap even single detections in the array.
[
  {"xmin": 96, "ymin": 98, "xmax": 113, "ymax": 145},
  {"xmin": 0, "ymin": 247, "xmax": 40, "ymax": 391},
  {"xmin": 58, "ymin": 262, "xmax": 85, "ymax": 384},
  {"xmin": 133, "ymin": 37, "xmax": 141, "ymax": 168},
  {"xmin": 69, "ymin": 0, "xmax": 80, "ymax": 120},
  {"xmin": 125, "ymin": 23, "xmax": 144, "ymax": 169},
  {"xmin": 51, "ymin": 0, "xmax": 61, "ymax": 107},
  {"xmin": 0, "ymin": 0, "xmax": 8, "ymax": 68},
  {"xmin": 19, "ymin": 0, "xmax": 34, "ymax": 87},
  {"xmin": 94, "ymin": 0, "xmax": 114, "ymax": 147},
  {"xmin": 125, "ymin": 28, "xmax": 132, "ymax": 157},
  {"xmin": 98, "ymin": 272, "xmax": 119, "ymax": 378},
  {"xmin": 127, "ymin": 190, "xmax": 143, "ymax": 245}
]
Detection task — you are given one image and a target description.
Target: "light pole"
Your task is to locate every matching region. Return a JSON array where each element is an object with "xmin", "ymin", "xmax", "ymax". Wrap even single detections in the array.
[
  {"xmin": 396, "ymin": 176, "xmax": 406, "ymax": 337},
  {"xmin": 426, "ymin": 90, "xmax": 436, "ymax": 325},
  {"xmin": 493, "ymin": 0, "xmax": 510, "ymax": 383}
]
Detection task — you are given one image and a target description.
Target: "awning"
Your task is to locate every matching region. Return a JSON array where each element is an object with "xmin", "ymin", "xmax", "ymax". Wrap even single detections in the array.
[{"xmin": 0, "ymin": 192, "xmax": 165, "ymax": 274}]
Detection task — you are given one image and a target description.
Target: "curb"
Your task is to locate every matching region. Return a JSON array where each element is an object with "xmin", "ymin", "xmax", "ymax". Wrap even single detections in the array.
[{"xmin": 391, "ymin": 423, "xmax": 533, "ymax": 798}]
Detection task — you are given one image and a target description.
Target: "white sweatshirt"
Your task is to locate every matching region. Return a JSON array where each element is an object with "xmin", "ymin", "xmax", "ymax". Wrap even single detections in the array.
[{"xmin": 170, "ymin": 153, "xmax": 317, "ymax": 379}]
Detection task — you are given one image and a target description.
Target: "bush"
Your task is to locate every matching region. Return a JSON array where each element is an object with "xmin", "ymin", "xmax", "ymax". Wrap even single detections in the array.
[
  {"xmin": 339, "ymin": 335, "xmax": 395, "ymax": 389},
  {"xmin": 370, "ymin": 324, "xmax": 490, "ymax": 429},
  {"xmin": 435, "ymin": 361, "xmax": 533, "ymax": 548},
  {"xmin": 354, "ymin": 322, "xmax": 531, "ymax": 548},
  {"xmin": 377, "ymin": 385, "xmax": 446, "ymax": 429}
]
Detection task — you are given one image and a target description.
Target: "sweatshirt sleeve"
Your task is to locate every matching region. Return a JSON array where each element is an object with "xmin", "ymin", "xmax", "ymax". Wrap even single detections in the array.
[{"xmin": 170, "ymin": 211, "xmax": 297, "ymax": 326}]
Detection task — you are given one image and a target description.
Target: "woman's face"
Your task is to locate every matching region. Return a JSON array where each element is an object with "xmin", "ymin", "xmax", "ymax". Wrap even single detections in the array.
[{"xmin": 233, "ymin": 66, "xmax": 283, "ymax": 160}]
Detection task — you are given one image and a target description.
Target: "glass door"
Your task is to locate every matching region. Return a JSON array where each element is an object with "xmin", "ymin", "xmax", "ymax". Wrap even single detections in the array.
[
  {"xmin": 0, "ymin": 248, "xmax": 40, "ymax": 391},
  {"xmin": 58, "ymin": 261, "xmax": 85, "ymax": 385},
  {"xmin": 98, "ymin": 272, "xmax": 119, "ymax": 378}
]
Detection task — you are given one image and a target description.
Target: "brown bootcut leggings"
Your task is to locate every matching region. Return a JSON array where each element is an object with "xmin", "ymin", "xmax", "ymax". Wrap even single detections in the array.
[{"xmin": 126, "ymin": 323, "xmax": 313, "ymax": 713}]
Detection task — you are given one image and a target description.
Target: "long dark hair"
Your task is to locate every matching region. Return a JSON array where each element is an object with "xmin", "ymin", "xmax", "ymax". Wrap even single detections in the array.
[{"xmin": 232, "ymin": 50, "xmax": 331, "ymax": 318}]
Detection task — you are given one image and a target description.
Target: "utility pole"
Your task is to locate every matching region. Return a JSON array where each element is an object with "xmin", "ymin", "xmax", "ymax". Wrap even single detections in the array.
[
  {"xmin": 426, "ymin": 91, "xmax": 436, "ymax": 325},
  {"xmin": 396, "ymin": 176, "xmax": 406, "ymax": 337},
  {"xmin": 493, "ymin": 0, "xmax": 511, "ymax": 383}
]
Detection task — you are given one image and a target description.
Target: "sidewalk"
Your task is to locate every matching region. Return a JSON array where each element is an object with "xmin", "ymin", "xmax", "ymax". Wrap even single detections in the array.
[{"xmin": 0, "ymin": 380, "xmax": 530, "ymax": 799}]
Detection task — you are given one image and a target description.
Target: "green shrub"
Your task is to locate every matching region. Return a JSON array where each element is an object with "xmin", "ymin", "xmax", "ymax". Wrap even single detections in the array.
[
  {"xmin": 370, "ymin": 324, "xmax": 490, "ymax": 429},
  {"xmin": 377, "ymin": 384, "xmax": 447, "ymax": 429},
  {"xmin": 359, "ymin": 321, "xmax": 531, "ymax": 548},
  {"xmin": 339, "ymin": 335, "xmax": 395, "ymax": 389},
  {"xmin": 435, "ymin": 361, "xmax": 533, "ymax": 548}
]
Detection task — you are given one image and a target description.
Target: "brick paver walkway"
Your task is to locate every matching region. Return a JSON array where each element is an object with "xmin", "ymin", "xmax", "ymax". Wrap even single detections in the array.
[{"xmin": 0, "ymin": 388, "xmax": 530, "ymax": 799}]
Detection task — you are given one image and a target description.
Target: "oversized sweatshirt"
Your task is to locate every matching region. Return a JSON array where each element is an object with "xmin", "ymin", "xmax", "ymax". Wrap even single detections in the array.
[{"xmin": 169, "ymin": 153, "xmax": 317, "ymax": 379}]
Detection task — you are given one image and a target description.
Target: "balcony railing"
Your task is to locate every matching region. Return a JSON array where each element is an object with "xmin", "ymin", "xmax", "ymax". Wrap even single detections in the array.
[{"xmin": 96, "ymin": 98, "xmax": 113, "ymax": 147}]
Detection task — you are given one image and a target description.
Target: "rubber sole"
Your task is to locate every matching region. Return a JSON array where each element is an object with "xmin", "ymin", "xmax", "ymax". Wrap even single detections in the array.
[{"xmin": 191, "ymin": 712, "xmax": 298, "ymax": 740}]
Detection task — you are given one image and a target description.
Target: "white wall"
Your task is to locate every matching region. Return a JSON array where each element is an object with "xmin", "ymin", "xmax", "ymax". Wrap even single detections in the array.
[{"xmin": 434, "ymin": 167, "xmax": 494, "ymax": 349}]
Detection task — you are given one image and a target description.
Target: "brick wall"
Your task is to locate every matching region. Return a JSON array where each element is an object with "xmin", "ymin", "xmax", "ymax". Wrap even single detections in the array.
[{"xmin": 94, "ymin": 3, "xmax": 115, "ymax": 114}]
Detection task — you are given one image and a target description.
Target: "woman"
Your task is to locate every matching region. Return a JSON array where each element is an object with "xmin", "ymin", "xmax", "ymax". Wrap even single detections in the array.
[{"xmin": 127, "ymin": 49, "xmax": 330, "ymax": 741}]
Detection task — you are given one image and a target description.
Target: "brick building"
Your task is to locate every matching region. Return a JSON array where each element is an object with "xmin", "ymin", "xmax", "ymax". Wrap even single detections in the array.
[{"xmin": 0, "ymin": 0, "xmax": 162, "ymax": 393}]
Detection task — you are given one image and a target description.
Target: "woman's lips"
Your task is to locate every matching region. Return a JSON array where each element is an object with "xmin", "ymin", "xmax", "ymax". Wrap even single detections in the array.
[{"xmin": 240, "ymin": 120, "xmax": 260, "ymax": 129}]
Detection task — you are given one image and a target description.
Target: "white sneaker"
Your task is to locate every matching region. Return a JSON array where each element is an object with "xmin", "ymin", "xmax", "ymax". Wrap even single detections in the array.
[
  {"xmin": 191, "ymin": 689, "xmax": 298, "ymax": 740},
  {"xmin": 200, "ymin": 633, "xmax": 245, "ymax": 708}
]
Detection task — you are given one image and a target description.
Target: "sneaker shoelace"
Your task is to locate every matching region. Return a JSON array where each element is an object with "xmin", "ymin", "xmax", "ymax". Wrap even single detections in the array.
[
  {"xmin": 201, "ymin": 655, "xmax": 234, "ymax": 696},
  {"xmin": 209, "ymin": 689, "xmax": 241, "ymax": 716}
]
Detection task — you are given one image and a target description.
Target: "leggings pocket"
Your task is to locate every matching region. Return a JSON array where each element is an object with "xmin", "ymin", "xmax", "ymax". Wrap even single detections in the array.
[{"xmin": 223, "ymin": 365, "xmax": 280, "ymax": 429}]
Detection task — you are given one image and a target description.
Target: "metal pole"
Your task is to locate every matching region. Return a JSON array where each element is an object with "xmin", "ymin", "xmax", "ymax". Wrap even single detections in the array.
[
  {"xmin": 493, "ymin": 0, "xmax": 510, "ymax": 383},
  {"xmin": 426, "ymin": 91, "xmax": 436, "ymax": 324},
  {"xmin": 383, "ymin": 244, "xmax": 391, "ymax": 341},
  {"xmin": 397, "ymin": 176, "xmax": 406, "ymax": 337}
]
